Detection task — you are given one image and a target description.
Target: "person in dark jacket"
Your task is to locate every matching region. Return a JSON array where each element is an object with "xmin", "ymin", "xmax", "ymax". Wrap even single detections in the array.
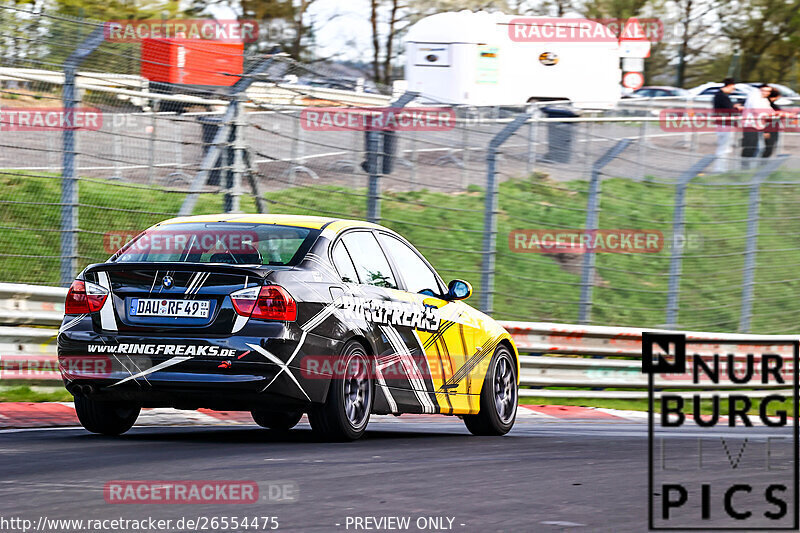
[
  {"xmin": 761, "ymin": 88, "xmax": 797, "ymax": 158},
  {"xmin": 761, "ymin": 88, "xmax": 781, "ymax": 158},
  {"xmin": 712, "ymin": 78, "xmax": 742, "ymax": 172}
]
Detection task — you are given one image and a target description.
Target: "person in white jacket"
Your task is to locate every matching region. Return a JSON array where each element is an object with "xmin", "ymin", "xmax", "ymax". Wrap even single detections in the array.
[{"xmin": 741, "ymin": 84, "xmax": 773, "ymax": 168}]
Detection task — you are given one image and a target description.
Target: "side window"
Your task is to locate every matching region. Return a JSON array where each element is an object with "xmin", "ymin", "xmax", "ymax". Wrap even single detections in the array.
[
  {"xmin": 340, "ymin": 232, "xmax": 397, "ymax": 289},
  {"xmin": 331, "ymin": 240, "xmax": 359, "ymax": 284},
  {"xmin": 378, "ymin": 234, "xmax": 440, "ymax": 294}
]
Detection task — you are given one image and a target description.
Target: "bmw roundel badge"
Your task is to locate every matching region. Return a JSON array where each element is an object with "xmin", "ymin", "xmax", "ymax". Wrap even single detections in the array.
[{"xmin": 162, "ymin": 275, "xmax": 174, "ymax": 289}]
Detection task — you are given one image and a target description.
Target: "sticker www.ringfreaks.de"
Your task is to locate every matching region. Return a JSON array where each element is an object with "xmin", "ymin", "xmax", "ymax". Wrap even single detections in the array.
[{"xmin": 644, "ymin": 333, "xmax": 799, "ymax": 530}]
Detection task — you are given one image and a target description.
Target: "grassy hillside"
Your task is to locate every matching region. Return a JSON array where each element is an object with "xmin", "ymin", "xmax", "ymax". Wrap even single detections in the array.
[{"xmin": 2, "ymin": 170, "xmax": 799, "ymax": 333}]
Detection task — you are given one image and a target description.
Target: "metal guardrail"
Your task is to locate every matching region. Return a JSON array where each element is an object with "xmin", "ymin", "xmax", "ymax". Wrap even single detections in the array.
[
  {"xmin": 617, "ymin": 94, "xmax": 800, "ymax": 114},
  {"xmin": 501, "ymin": 321, "xmax": 796, "ymax": 399},
  {"xmin": 0, "ymin": 284, "xmax": 794, "ymax": 400},
  {"xmin": 0, "ymin": 284, "xmax": 65, "ymax": 381},
  {"xmin": 0, "ymin": 67, "xmax": 392, "ymax": 108},
  {"xmin": 0, "ymin": 283, "xmax": 66, "ymax": 327}
]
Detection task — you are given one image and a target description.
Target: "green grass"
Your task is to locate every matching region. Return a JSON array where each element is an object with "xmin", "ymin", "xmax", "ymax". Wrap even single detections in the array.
[
  {"xmin": 522, "ymin": 396, "xmax": 794, "ymax": 417},
  {"xmin": 5, "ymin": 168, "xmax": 797, "ymax": 404},
  {"xmin": 3, "ymin": 169, "xmax": 800, "ymax": 332},
  {"xmin": 0, "ymin": 386, "xmax": 72, "ymax": 402},
  {"xmin": 523, "ymin": 396, "xmax": 650, "ymax": 411},
  {"xmin": 259, "ymin": 173, "xmax": 800, "ymax": 333}
]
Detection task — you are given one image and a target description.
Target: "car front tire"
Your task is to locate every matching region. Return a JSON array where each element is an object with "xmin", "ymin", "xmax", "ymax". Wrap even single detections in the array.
[
  {"xmin": 464, "ymin": 344, "xmax": 518, "ymax": 436},
  {"xmin": 74, "ymin": 394, "xmax": 140, "ymax": 436},
  {"xmin": 308, "ymin": 340, "xmax": 373, "ymax": 441}
]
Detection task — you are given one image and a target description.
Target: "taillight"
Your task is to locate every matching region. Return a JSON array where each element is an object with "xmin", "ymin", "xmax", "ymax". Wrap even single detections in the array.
[
  {"xmin": 231, "ymin": 285, "xmax": 297, "ymax": 321},
  {"xmin": 230, "ymin": 286, "xmax": 259, "ymax": 316},
  {"xmin": 65, "ymin": 280, "xmax": 108, "ymax": 314}
]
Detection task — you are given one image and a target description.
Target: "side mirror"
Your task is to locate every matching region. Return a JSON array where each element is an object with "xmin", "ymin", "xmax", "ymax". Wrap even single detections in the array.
[{"xmin": 446, "ymin": 279, "xmax": 472, "ymax": 301}]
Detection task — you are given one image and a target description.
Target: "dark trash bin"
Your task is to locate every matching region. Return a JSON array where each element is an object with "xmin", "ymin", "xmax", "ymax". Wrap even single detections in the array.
[{"xmin": 540, "ymin": 106, "xmax": 579, "ymax": 164}]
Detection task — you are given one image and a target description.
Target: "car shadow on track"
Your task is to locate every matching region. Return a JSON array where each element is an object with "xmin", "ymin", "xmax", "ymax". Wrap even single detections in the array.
[{"xmin": 61, "ymin": 425, "xmax": 479, "ymax": 445}]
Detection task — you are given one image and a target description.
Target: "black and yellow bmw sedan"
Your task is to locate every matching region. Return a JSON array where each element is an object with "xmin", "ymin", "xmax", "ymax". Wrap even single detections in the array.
[{"xmin": 58, "ymin": 214, "xmax": 519, "ymax": 440}]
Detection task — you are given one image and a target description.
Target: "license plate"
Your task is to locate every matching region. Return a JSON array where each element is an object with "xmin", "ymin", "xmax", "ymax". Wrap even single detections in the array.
[{"xmin": 130, "ymin": 298, "xmax": 210, "ymax": 318}]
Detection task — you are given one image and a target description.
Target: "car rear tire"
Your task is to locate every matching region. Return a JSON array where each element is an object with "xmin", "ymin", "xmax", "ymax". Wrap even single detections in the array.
[
  {"xmin": 463, "ymin": 344, "xmax": 518, "ymax": 436},
  {"xmin": 251, "ymin": 410, "xmax": 303, "ymax": 431},
  {"xmin": 74, "ymin": 394, "xmax": 140, "ymax": 436},
  {"xmin": 308, "ymin": 340, "xmax": 373, "ymax": 441}
]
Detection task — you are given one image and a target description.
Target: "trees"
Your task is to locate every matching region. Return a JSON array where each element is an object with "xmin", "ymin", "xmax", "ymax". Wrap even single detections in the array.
[
  {"xmin": 3, "ymin": 0, "xmax": 800, "ymax": 89},
  {"xmin": 716, "ymin": 0, "xmax": 800, "ymax": 85},
  {"xmin": 184, "ymin": 0, "xmax": 314, "ymax": 60},
  {"xmin": 369, "ymin": 0, "xmax": 403, "ymax": 85}
]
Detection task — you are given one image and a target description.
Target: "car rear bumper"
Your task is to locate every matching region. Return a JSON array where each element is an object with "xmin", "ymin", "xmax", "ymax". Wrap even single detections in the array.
[{"xmin": 57, "ymin": 316, "xmax": 339, "ymax": 409}]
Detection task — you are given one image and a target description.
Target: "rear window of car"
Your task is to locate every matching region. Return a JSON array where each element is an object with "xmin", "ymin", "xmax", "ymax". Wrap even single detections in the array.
[{"xmin": 111, "ymin": 223, "xmax": 319, "ymax": 266}]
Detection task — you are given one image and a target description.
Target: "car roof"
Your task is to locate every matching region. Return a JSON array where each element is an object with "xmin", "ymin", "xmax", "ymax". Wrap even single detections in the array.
[
  {"xmin": 689, "ymin": 82, "xmax": 751, "ymax": 95},
  {"xmin": 745, "ymin": 82, "xmax": 799, "ymax": 96},
  {"xmin": 694, "ymin": 84, "xmax": 750, "ymax": 96},
  {"xmin": 155, "ymin": 213, "xmax": 385, "ymax": 234}
]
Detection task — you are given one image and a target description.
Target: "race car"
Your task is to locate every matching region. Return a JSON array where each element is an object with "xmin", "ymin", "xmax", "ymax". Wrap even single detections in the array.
[{"xmin": 57, "ymin": 214, "xmax": 519, "ymax": 440}]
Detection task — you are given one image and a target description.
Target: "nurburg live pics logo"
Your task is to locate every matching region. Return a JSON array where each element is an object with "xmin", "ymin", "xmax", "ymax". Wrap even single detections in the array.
[{"xmin": 643, "ymin": 332, "xmax": 799, "ymax": 530}]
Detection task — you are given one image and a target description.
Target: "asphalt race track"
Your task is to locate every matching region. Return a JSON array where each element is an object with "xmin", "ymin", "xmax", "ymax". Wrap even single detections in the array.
[{"xmin": 0, "ymin": 416, "xmax": 792, "ymax": 533}]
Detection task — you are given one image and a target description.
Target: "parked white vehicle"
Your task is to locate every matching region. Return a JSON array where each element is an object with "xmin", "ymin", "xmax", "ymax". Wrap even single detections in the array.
[
  {"xmin": 404, "ymin": 11, "xmax": 630, "ymax": 110},
  {"xmin": 688, "ymin": 82, "xmax": 794, "ymax": 107}
]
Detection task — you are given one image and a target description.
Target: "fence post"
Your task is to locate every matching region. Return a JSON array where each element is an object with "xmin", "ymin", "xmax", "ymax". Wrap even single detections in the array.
[
  {"xmin": 583, "ymin": 120, "xmax": 594, "ymax": 179},
  {"xmin": 110, "ymin": 114, "xmax": 123, "ymax": 180},
  {"xmin": 60, "ymin": 26, "xmax": 104, "ymax": 287},
  {"xmin": 577, "ymin": 139, "xmax": 632, "ymax": 324},
  {"xmin": 480, "ymin": 113, "xmax": 530, "ymax": 314},
  {"xmin": 738, "ymin": 155, "xmax": 788, "ymax": 332},
  {"xmin": 525, "ymin": 109, "xmax": 538, "ymax": 176},
  {"xmin": 461, "ymin": 123, "xmax": 469, "ymax": 189},
  {"xmin": 147, "ymin": 111, "xmax": 156, "ymax": 184},
  {"xmin": 226, "ymin": 97, "xmax": 246, "ymax": 213},
  {"xmin": 365, "ymin": 129, "xmax": 381, "ymax": 223},
  {"xmin": 636, "ymin": 119, "xmax": 647, "ymax": 180},
  {"xmin": 409, "ymin": 128, "xmax": 418, "ymax": 189},
  {"xmin": 173, "ymin": 116, "xmax": 183, "ymax": 172},
  {"xmin": 665, "ymin": 155, "xmax": 715, "ymax": 329}
]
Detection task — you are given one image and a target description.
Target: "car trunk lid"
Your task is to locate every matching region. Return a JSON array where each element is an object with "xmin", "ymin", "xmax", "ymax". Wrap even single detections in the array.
[{"xmin": 84, "ymin": 262, "xmax": 271, "ymax": 335}]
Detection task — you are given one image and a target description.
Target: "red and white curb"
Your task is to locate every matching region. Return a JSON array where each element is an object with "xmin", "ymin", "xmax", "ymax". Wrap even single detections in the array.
[
  {"xmin": 0, "ymin": 402, "xmax": 650, "ymax": 429},
  {"xmin": 519, "ymin": 404, "xmax": 649, "ymax": 421}
]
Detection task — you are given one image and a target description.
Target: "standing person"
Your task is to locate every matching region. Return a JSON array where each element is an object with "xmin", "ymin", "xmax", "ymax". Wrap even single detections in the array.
[
  {"xmin": 761, "ymin": 88, "xmax": 781, "ymax": 158},
  {"xmin": 741, "ymin": 83, "xmax": 773, "ymax": 168},
  {"xmin": 712, "ymin": 78, "xmax": 742, "ymax": 172},
  {"xmin": 761, "ymin": 88, "xmax": 797, "ymax": 158}
]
